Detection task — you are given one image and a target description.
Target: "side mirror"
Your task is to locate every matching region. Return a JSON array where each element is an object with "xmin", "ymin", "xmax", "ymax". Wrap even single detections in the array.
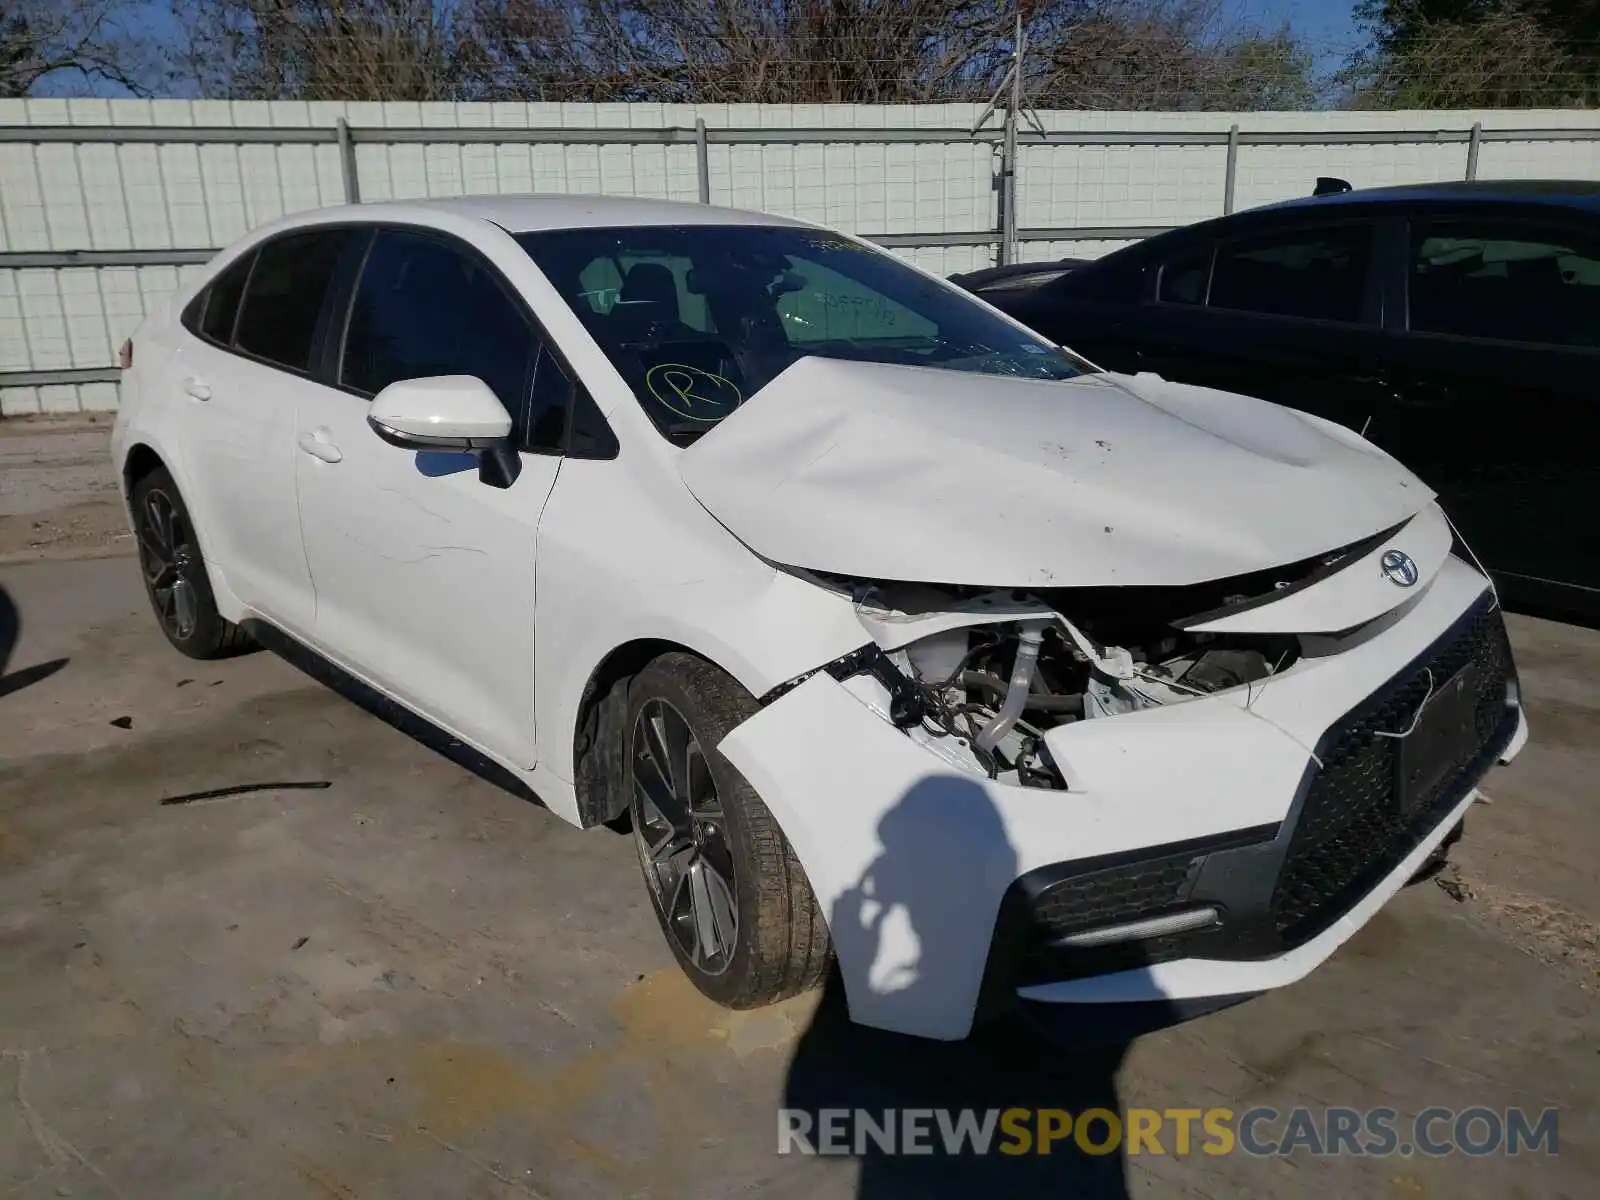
[
  {"xmin": 367, "ymin": 375, "xmax": 522, "ymax": 488},
  {"xmin": 368, "ymin": 375, "xmax": 511, "ymax": 449}
]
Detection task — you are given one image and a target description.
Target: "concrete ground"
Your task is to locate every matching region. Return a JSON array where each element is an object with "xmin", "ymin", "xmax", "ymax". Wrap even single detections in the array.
[
  {"xmin": 0, "ymin": 417, "xmax": 128, "ymax": 566},
  {"xmin": 0, "ymin": 419, "xmax": 1596, "ymax": 1198}
]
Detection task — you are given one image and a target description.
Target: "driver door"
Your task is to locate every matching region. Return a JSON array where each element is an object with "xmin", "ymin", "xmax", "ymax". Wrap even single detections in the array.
[{"xmin": 293, "ymin": 227, "xmax": 571, "ymax": 767}]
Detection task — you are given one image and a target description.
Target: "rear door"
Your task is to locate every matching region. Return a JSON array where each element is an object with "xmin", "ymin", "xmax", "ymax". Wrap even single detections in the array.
[
  {"xmin": 293, "ymin": 226, "xmax": 571, "ymax": 765},
  {"xmin": 1128, "ymin": 220, "xmax": 1393, "ymax": 430},
  {"xmin": 1374, "ymin": 214, "xmax": 1600, "ymax": 598},
  {"xmin": 177, "ymin": 228, "xmax": 357, "ymax": 636}
]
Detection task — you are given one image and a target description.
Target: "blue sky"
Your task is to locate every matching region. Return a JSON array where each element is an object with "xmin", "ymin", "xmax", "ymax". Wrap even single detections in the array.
[{"xmin": 1253, "ymin": 0, "xmax": 1363, "ymax": 51}]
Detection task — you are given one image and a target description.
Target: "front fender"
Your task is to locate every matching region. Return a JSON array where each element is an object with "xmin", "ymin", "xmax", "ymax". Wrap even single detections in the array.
[{"xmin": 534, "ymin": 569, "xmax": 869, "ymax": 787}]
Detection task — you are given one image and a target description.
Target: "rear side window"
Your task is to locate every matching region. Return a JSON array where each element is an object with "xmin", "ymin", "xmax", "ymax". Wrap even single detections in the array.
[
  {"xmin": 1208, "ymin": 226, "xmax": 1371, "ymax": 323},
  {"xmin": 1410, "ymin": 221, "xmax": 1600, "ymax": 348},
  {"xmin": 234, "ymin": 230, "xmax": 351, "ymax": 372},
  {"xmin": 1158, "ymin": 248, "xmax": 1212, "ymax": 305},
  {"xmin": 340, "ymin": 229, "xmax": 539, "ymax": 444},
  {"xmin": 198, "ymin": 252, "xmax": 254, "ymax": 345}
]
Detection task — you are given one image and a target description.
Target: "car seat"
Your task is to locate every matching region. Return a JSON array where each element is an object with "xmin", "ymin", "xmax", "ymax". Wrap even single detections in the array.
[{"xmin": 613, "ymin": 263, "xmax": 698, "ymax": 343}]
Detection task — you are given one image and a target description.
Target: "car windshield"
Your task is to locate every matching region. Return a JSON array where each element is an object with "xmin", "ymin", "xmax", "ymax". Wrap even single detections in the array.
[{"xmin": 516, "ymin": 224, "xmax": 1091, "ymax": 444}]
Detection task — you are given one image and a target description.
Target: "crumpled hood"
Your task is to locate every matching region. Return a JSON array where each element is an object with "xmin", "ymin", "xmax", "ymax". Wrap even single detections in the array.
[{"xmin": 678, "ymin": 358, "xmax": 1433, "ymax": 588}]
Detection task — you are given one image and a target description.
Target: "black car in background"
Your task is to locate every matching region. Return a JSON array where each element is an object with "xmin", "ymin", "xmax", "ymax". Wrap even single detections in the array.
[{"xmin": 968, "ymin": 180, "xmax": 1600, "ymax": 621}]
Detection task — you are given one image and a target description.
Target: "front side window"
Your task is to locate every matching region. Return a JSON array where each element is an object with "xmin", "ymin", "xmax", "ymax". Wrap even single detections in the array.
[
  {"xmin": 1208, "ymin": 226, "xmax": 1372, "ymax": 324},
  {"xmin": 525, "ymin": 345, "xmax": 574, "ymax": 453},
  {"xmin": 234, "ymin": 229, "xmax": 351, "ymax": 371},
  {"xmin": 341, "ymin": 229, "xmax": 539, "ymax": 443},
  {"xmin": 1409, "ymin": 221, "xmax": 1600, "ymax": 348},
  {"xmin": 517, "ymin": 225, "xmax": 1089, "ymax": 444}
]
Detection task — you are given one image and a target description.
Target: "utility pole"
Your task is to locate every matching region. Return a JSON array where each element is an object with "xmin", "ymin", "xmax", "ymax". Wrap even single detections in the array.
[
  {"xmin": 1003, "ymin": 6, "xmax": 1021, "ymax": 266},
  {"xmin": 974, "ymin": 5, "xmax": 1042, "ymax": 267}
]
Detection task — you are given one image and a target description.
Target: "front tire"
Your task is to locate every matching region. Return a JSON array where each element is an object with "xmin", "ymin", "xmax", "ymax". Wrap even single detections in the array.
[
  {"xmin": 625, "ymin": 653, "xmax": 830, "ymax": 1008},
  {"xmin": 130, "ymin": 466, "xmax": 252, "ymax": 660}
]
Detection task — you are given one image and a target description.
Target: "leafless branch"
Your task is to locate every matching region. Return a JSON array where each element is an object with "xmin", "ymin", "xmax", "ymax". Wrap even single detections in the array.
[{"xmin": 1, "ymin": 0, "xmax": 156, "ymax": 97}]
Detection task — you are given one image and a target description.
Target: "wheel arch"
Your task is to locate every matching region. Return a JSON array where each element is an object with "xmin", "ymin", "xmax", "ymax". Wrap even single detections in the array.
[
  {"xmin": 571, "ymin": 636, "xmax": 730, "ymax": 829},
  {"xmin": 117, "ymin": 438, "xmax": 248, "ymax": 632},
  {"xmin": 121, "ymin": 441, "xmax": 167, "ymax": 497}
]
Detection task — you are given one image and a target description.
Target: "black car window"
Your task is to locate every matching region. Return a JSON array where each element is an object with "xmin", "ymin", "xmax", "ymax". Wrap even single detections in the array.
[
  {"xmin": 1158, "ymin": 248, "xmax": 1211, "ymax": 305},
  {"xmin": 234, "ymin": 230, "xmax": 350, "ymax": 371},
  {"xmin": 1410, "ymin": 221, "xmax": 1600, "ymax": 348},
  {"xmin": 517, "ymin": 224, "xmax": 1089, "ymax": 446},
  {"xmin": 526, "ymin": 345, "xmax": 573, "ymax": 453},
  {"xmin": 1208, "ymin": 226, "xmax": 1371, "ymax": 323},
  {"xmin": 197, "ymin": 251, "xmax": 255, "ymax": 345},
  {"xmin": 341, "ymin": 228, "xmax": 540, "ymax": 446},
  {"xmin": 567, "ymin": 378, "xmax": 619, "ymax": 458}
]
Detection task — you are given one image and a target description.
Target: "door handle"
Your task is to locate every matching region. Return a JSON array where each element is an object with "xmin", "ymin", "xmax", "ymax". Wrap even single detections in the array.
[
  {"xmin": 183, "ymin": 375, "xmax": 211, "ymax": 401},
  {"xmin": 297, "ymin": 429, "xmax": 343, "ymax": 464}
]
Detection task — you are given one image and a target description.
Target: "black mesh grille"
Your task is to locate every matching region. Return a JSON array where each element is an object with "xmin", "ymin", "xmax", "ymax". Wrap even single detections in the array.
[
  {"xmin": 1018, "ymin": 851, "xmax": 1208, "ymax": 985},
  {"xmin": 1269, "ymin": 597, "xmax": 1515, "ymax": 943},
  {"xmin": 1029, "ymin": 852, "xmax": 1200, "ymax": 940}
]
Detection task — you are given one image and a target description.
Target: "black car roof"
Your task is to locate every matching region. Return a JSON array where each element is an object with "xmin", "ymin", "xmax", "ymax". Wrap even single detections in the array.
[
  {"xmin": 1257, "ymin": 178, "xmax": 1600, "ymax": 217},
  {"xmin": 1055, "ymin": 179, "xmax": 1600, "ymax": 281}
]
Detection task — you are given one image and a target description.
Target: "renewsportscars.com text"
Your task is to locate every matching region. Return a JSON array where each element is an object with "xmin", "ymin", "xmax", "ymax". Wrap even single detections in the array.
[{"xmin": 777, "ymin": 1106, "xmax": 1559, "ymax": 1158}]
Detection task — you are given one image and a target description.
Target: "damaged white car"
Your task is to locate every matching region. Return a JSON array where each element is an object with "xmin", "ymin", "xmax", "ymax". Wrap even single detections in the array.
[{"xmin": 113, "ymin": 197, "xmax": 1527, "ymax": 1041}]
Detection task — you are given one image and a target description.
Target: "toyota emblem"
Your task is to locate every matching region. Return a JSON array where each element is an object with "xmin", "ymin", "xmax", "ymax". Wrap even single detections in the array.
[{"xmin": 1380, "ymin": 549, "xmax": 1420, "ymax": 588}]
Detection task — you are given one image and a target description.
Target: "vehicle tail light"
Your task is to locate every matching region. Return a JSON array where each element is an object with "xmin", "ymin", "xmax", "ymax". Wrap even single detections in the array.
[{"xmin": 118, "ymin": 338, "xmax": 133, "ymax": 370}]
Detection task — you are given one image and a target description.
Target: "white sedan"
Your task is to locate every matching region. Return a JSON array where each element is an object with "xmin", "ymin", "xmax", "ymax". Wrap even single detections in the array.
[{"xmin": 113, "ymin": 196, "xmax": 1527, "ymax": 1040}]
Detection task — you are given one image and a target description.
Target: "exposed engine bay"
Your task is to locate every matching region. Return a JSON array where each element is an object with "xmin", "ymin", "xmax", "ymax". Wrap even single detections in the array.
[{"xmin": 795, "ymin": 578, "xmax": 1303, "ymax": 790}]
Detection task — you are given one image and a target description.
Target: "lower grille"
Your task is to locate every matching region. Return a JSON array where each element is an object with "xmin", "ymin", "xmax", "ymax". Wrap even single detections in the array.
[
  {"xmin": 1017, "ymin": 840, "xmax": 1234, "ymax": 985},
  {"xmin": 1269, "ymin": 596, "xmax": 1515, "ymax": 943},
  {"xmin": 1030, "ymin": 852, "xmax": 1200, "ymax": 940}
]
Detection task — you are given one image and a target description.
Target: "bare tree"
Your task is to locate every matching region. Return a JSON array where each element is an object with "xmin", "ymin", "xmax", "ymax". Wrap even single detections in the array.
[
  {"xmin": 156, "ymin": 0, "xmax": 1317, "ymax": 109},
  {"xmin": 457, "ymin": 0, "xmax": 1015, "ymax": 104},
  {"xmin": 1, "ymin": 0, "xmax": 153, "ymax": 96},
  {"xmin": 168, "ymin": 0, "xmax": 469, "ymax": 101},
  {"xmin": 457, "ymin": 0, "xmax": 1315, "ymax": 108},
  {"xmin": 1028, "ymin": 0, "xmax": 1315, "ymax": 111}
]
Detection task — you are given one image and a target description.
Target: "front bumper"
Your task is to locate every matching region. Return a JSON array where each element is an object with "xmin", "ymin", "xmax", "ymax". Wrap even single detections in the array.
[{"xmin": 718, "ymin": 556, "xmax": 1525, "ymax": 1041}]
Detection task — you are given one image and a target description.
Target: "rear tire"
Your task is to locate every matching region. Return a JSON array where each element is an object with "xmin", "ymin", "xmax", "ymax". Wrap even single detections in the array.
[
  {"xmin": 130, "ymin": 466, "xmax": 252, "ymax": 660},
  {"xmin": 625, "ymin": 652, "xmax": 830, "ymax": 1008}
]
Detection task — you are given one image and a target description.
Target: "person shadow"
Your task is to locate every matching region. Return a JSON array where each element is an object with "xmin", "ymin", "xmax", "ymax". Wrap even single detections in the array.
[
  {"xmin": 0, "ymin": 582, "xmax": 69, "ymax": 700},
  {"xmin": 783, "ymin": 776, "xmax": 1178, "ymax": 1198}
]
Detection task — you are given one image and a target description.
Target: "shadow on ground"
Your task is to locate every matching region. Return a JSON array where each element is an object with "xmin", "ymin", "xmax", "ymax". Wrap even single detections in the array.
[
  {"xmin": 782, "ymin": 776, "xmax": 1185, "ymax": 1199},
  {"xmin": 0, "ymin": 583, "xmax": 68, "ymax": 699}
]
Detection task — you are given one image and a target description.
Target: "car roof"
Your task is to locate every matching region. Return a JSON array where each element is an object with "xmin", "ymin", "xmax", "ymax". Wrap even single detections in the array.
[
  {"xmin": 1073, "ymin": 178, "xmax": 1600, "ymax": 273},
  {"xmin": 1256, "ymin": 178, "xmax": 1600, "ymax": 217},
  {"xmin": 333, "ymin": 194, "xmax": 815, "ymax": 235}
]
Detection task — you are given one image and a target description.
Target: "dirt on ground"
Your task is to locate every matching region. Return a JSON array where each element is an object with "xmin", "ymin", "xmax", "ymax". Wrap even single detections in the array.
[{"xmin": 0, "ymin": 418, "xmax": 130, "ymax": 564}]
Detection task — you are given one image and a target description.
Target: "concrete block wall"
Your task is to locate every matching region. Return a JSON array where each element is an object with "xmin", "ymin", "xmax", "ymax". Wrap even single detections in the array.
[{"xmin": 3, "ymin": 100, "xmax": 1597, "ymax": 414}]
